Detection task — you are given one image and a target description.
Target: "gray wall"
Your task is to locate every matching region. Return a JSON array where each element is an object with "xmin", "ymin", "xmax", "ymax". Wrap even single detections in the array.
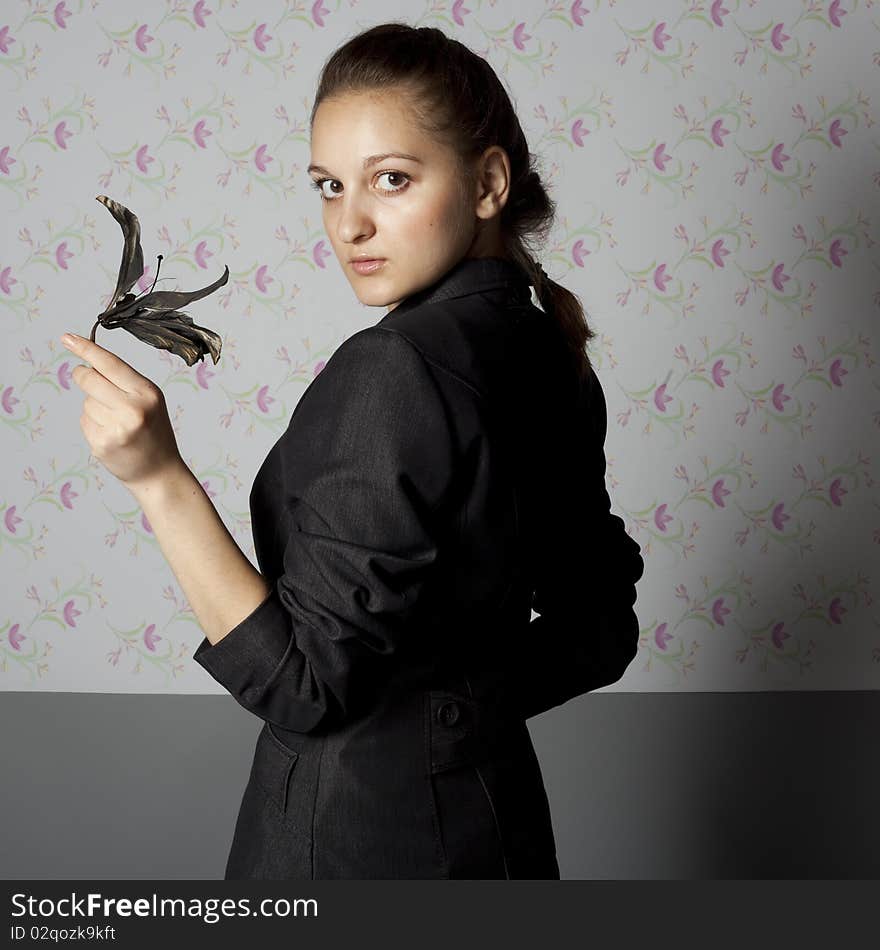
[{"xmin": 3, "ymin": 690, "xmax": 878, "ymax": 879}]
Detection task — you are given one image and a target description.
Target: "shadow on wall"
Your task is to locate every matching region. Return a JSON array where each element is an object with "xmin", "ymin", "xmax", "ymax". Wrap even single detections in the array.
[{"xmin": 530, "ymin": 688, "xmax": 880, "ymax": 879}]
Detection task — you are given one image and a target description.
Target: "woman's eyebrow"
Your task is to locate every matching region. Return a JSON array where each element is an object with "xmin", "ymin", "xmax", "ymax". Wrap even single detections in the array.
[{"xmin": 307, "ymin": 152, "xmax": 423, "ymax": 176}]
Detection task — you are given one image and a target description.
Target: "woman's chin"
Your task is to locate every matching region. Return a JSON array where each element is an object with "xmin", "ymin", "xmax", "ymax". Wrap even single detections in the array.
[{"xmin": 353, "ymin": 287, "xmax": 395, "ymax": 308}]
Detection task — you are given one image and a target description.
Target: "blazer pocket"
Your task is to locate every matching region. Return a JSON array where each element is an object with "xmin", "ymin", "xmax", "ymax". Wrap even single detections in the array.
[{"xmin": 250, "ymin": 721, "xmax": 300, "ymax": 816}]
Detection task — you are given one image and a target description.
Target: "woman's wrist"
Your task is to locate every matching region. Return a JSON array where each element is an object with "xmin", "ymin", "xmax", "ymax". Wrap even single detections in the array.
[{"xmin": 125, "ymin": 456, "xmax": 194, "ymax": 507}]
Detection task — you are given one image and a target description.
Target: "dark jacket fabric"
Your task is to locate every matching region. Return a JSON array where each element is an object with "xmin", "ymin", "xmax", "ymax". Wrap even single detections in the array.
[{"xmin": 193, "ymin": 255, "xmax": 645, "ymax": 880}]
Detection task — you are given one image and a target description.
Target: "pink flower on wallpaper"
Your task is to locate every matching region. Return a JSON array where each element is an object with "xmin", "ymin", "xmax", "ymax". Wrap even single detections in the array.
[
  {"xmin": 828, "ymin": 358, "xmax": 847, "ymax": 387},
  {"xmin": 654, "ymin": 622, "xmax": 672, "ymax": 650},
  {"xmin": 711, "ymin": 239, "xmax": 730, "ymax": 267},
  {"xmin": 771, "ymin": 383, "xmax": 790, "ymax": 412},
  {"xmin": 571, "ymin": 0, "xmax": 589, "ymax": 27},
  {"xmin": 135, "ymin": 24, "xmax": 154, "ymax": 53},
  {"xmin": 314, "ymin": 359, "xmax": 326, "ymax": 377},
  {"xmin": 193, "ymin": 0, "xmax": 212, "ymax": 28},
  {"xmin": 571, "ymin": 119, "xmax": 589, "ymax": 147},
  {"xmin": 193, "ymin": 119, "xmax": 212, "ymax": 149},
  {"xmin": 771, "ymin": 263, "xmax": 790, "ymax": 292},
  {"xmin": 60, "ymin": 482, "xmax": 78, "ymax": 509},
  {"xmin": 55, "ymin": 242, "xmax": 73, "ymax": 269},
  {"xmin": 53, "ymin": 2, "xmax": 71, "ymax": 28},
  {"xmin": 1, "ymin": 266, "xmax": 18, "ymax": 293},
  {"xmin": 513, "ymin": 23, "xmax": 532, "ymax": 50},
  {"xmin": 829, "ymin": 477, "xmax": 847, "ymax": 507},
  {"xmin": 571, "ymin": 240, "xmax": 590, "ymax": 267},
  {"xmin": 201, "ymin": 479, "xmax": 217, "ymax": 499},
  {"xmin": 653, "ymin": 263, "xmax": 672, "ymax": 291},
  {"xmin": 771, "ymin": 621, "xmax": 789, "ymax": 649},
  {"xmin": 4, "ymin": 504, "xmax": 22, "ymax": 533},
  {"xmin": 653, "ymin": 383, "xmax": 673, "ymax": 412},
  {"xmin": 55, "ymin": 360, "xmax": 72, "ymax": 389},
  {"xmin": 63, "ymin": 599, "xmax": 81, "ymax": 627},
  {"xmin": 0, "ymin": 145, "xmax": 16, "ymax": 175},
  {"xmin": 452, "ymin": 0, "xmax": 471, "ymax": 27},
  {"xmin": 254, "ymin": 144, "xmax": 273, "ymax": 172},
  {"xmin": 710, "ymin": 119, "xmax": 730, "ymax": 147},
  {"xmin": 771, "ymin": 502, "xmax": 790, "ymax": 532},
  {"xmin": 711, "ymin": 359, "xmax": 729, "ymax": 387},
  {"xmin": 770, "ymin": 23, "xmax": 790, "ymax": 51},
  {"xmin": 311, "ymin": 0, "xmax": 330, "ymax": 27},
  {"xmin": 828, "ymin": 118, "xmax": 847, "ymax": 148},
  {"xmin": 711, "ymin": 478, "xmax": 731, "ymax": 507},
  {"xmin": 194, "ymin": 241, "xmax": 213, "ymax": 269},
  {"xmin": 130, "ymin": 271, "xmax": 154, "ymax": 300},
  {"xmin": 135, "ymin": 145, "xmax": 154, "ymax": 174},
  {"xmin": 711, "ymin": 598, "xmax": 730, "ymax": 625},
  {"xmin": 195, "ymin": 361, "xmax": 215, "ymax": 390},
  {"xmin": 143, "ymin": 623, "xmax": 162, "ymax": 651},
  {"xmin": 8, "ymin": 623, "xmax": 25, "ymax": 651},
  {"xmin": 256, "ymin": 385, "xmax": 275, "ymax": 413},
  {"xmin": 829, "ymin": 238, "xmax": 847, "ymax": 268},
  {"xmin": 254, "ymin": 23, "xmax": 272, "ymax": 51},
  {"xmin": 652, "ymin": 22, "xmax": 671, "ymax": 50},
  {"xmin": 255, "ymin": 264, "xmax": 273, "ymax": 292},
  {"xmin": 652, "ymin": 144, "xmax": 671, "ymax": 171},
  {"xmin": 770, "ymin": 143, "xmax": 790, "ymax": 171},
  {"xmin": 829, "ymin": 0, "xmax": 848, "ymax": 27},
  {"xmin": 710, "ymin": 0, "xmax": 730, "ymax": 27},
  {"xmin": 54, "ymin": 121, "xmax": 73, "ymax": 149},
  {"xmin": 141, "ymin": 511, "xmax": 153, "ymax": 534},
  {"xmin": 312, "ymin": 240, "xmax": 332, "ymax": 268},
  {"xmin": 653, "ymin": 503, "xmax": 673, "ymax": 532},
  {"xmin": 0, "ymin": 26, "xmax": 15, "ymax": 54},
  {"xmin": 2, "ymin": 385, "xmax": 19, "ymax": 413},
  {"xmin": 828, "ymin": 597, "xmax": 846, "ymax": 624}
]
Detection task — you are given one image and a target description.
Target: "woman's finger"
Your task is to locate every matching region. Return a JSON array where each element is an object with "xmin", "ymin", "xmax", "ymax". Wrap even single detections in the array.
[
  {"xmin": 82, "ymin": 394, "xmax": 115, "ymax": 428},
  {"xmin": 69, "ymin": 362, "xmax": 132, "ymax": 411},
  {"xmin": 61, "ymin": 334, "xmax": 156, "ymax": 406}
]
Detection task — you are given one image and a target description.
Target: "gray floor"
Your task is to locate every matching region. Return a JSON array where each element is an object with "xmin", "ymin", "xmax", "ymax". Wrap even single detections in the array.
[{"xmin": 2, "ymin": 690, "xmax": 877, "ymax": 879}]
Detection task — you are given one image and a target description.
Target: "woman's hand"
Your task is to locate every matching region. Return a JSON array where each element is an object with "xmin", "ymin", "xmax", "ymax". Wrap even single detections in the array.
[{"xmin": 61, "ymin": 332, "xmax": 185, "ymax": 492}]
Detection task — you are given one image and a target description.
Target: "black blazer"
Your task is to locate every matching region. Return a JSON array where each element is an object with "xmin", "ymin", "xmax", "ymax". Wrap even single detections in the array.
[{"xmin": 193, "ymin": 255, "xmax": 645, "ymax": 879}]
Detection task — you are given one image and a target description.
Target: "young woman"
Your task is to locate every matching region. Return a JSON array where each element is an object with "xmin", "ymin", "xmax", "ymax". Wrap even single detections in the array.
[{"xmin": 62, "ymin": 23, "xmax": 644, "ymax": 879}]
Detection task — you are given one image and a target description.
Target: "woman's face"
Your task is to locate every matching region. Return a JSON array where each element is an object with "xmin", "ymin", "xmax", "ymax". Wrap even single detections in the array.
[{"xmin": 308, "ymin": 91, "xmax": 483, "ymax": 313}]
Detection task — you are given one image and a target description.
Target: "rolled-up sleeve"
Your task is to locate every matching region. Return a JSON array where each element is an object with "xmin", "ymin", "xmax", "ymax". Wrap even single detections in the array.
[{"xmin": 193, "ymin": 326, "xmax": 456, "ymax": 733}]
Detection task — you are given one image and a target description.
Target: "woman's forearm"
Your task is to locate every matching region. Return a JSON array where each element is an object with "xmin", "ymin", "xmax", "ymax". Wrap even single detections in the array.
[{"xmin": 128, "ymin": 463, "xmax": 272, "ymax": 647}]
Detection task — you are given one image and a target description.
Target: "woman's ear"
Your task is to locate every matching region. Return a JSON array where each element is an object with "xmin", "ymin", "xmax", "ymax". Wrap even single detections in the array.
[{"xmin": 474, "ymin": 145, "xmax": 511, "ymax": 220}]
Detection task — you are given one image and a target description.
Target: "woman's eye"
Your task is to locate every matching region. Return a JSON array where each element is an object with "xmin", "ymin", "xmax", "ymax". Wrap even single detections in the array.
[
  {"xmin": 377, "ymin": 171, "xmax": 410, "ymax": 194},
  {"xmin": 310, "ymin": 179, "xmax": 339, "ymax": 201},
  {"xmin": 309, "ymin": 172, "xmax": 410, "ymax": 202}
]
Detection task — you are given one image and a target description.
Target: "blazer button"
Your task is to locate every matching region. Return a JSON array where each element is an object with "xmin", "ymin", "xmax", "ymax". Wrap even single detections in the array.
[{"xmin": 437, "ymin": 700, "xmax": 461, "ymax": 727}]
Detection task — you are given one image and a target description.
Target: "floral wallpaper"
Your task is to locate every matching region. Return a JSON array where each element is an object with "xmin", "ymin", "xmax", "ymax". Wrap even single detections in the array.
[{"xmin": 1, "ymin": 0, "xmax": 878, "ymax": 692}]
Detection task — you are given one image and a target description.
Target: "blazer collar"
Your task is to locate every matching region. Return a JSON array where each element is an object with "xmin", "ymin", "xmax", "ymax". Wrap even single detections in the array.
[{"xmin": 380, "ymin": 256, "xmax": 532, "ymax": 322}]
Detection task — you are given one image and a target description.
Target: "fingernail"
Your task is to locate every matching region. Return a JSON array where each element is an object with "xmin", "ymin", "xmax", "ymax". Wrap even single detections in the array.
[{"xmin": 60, "ymin": 334, "xmax": 78, "ymax": 346}]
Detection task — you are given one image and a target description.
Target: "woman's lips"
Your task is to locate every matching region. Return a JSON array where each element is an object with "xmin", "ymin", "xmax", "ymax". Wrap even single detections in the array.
[{"xmin": 351, "ymin": 259, "xmax": 386, "ymax": 275}]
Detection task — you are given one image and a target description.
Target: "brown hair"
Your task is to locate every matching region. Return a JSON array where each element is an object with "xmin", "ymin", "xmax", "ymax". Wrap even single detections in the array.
[{"xmin": 309, "ymin": 22, "xmax": 596, "ymax": 382}]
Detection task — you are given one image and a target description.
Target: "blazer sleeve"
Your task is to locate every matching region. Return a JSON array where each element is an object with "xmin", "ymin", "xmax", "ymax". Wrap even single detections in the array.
[
  {"xmin": 512, "ymin": 368, "xmax": 645, "ymax": 722},
  {"xmin": 192, "ymin": 326, "xmax": 456, "ymax": 734}
]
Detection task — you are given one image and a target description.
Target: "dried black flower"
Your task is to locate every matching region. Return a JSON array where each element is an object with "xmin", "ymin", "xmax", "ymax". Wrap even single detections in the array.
[{"xmin": 92, "ymin": 195, "xmax": 228, "ymax": 367}]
